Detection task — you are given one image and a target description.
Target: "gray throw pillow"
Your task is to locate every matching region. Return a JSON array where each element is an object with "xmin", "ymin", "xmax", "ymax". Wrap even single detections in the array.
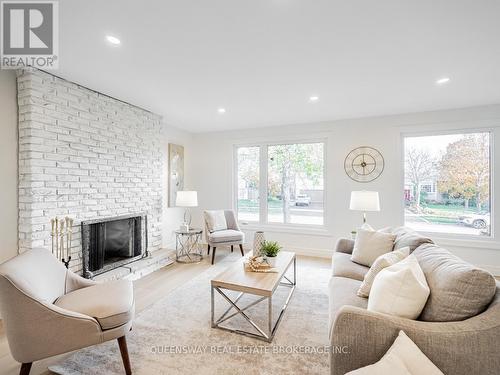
[
  {"xmin": 391, "ymin": 226, "xmax": 433, "ymax": 252},
  {"xmin": 413, "ymin": 244, "xmax": 496, "ymax": 322}
]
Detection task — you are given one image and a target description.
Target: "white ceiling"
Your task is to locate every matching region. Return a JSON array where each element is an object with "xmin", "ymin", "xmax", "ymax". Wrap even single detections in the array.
[{"xmin": 58, "ymin": 0, "xmax": 500, "ymax": 133}]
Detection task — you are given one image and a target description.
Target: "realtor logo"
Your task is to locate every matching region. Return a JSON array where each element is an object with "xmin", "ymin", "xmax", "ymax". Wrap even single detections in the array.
[{"xmin": 1, "ymin": 0, "xmax": 58, "ymax": 69}]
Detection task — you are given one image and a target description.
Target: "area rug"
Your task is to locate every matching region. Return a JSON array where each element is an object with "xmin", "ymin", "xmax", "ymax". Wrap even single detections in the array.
[{"xmin": 49, "ymin": 253, "xmax": 330, "ymax": 374}]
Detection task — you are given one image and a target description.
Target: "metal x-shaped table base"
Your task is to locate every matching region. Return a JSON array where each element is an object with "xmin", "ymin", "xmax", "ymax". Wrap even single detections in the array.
[{"xmin": 211, "ymin": 265, "xmax": 296, "ymax": 343}]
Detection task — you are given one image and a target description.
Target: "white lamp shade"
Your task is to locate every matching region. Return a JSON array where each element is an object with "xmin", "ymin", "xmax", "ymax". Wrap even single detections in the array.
[
  {"xmin": 350, "ymin": 191, "xmax": 380, "ymax": 212},
  {"xmin": 175, "ymin": 191, "xmax": 198, "ymax": 207}
]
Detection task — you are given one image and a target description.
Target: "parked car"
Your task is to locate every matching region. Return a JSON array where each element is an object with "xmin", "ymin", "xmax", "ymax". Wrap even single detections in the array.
[
  {"xmin": 458, "ymin": 213, "xmax": 490, "ymax": 229},
  {"xmin": 295, "ymin": 194, "xmax": 311, "ymax": 206}
]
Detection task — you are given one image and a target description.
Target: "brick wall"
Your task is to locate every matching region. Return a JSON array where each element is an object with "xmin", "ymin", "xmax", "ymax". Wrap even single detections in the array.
[{"xmin": 17, "ymin": 68, "xmax": 163, "ymax": 273}]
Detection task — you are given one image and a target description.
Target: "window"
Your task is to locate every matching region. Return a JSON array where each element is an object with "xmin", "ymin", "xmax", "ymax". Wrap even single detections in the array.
[
  {"xmin": 235, "ymin": 142, "xmax": 325, "ymax": 226},
  {"xmin": 236, "ymin": 146, "xmax": 260, "ymax": 222},
  {"xmin": 404, "ymin": 132, "xmax": 491, "ymax": 236}
]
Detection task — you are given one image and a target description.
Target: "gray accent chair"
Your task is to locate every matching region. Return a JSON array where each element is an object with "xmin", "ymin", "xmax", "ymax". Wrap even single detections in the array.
[
  {"xmin": 0, "ymin": 248, "xmax": 134, "ymax": 375},
  {"xmin": 204, "ymin": 210, "xmax": 245, "ymax": 264},
  {"xmin": 329, "ymin": 227, "xmax": 500, "ymax": 375}
]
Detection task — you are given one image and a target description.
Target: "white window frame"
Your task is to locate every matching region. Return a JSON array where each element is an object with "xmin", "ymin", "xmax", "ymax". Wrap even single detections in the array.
[
  {"xmin": 233, "ymin": 139, "xmax": 328, "ymax": 232},
  {"xmin": 401, "ymin": 129, "xmax": 494, "ymax": 240}
]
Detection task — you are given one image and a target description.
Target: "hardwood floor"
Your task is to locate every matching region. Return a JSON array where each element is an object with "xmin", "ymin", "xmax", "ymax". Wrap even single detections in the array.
[{"xmin": 0, "ymin": 254, "xmax": 329, "ymax": 375}]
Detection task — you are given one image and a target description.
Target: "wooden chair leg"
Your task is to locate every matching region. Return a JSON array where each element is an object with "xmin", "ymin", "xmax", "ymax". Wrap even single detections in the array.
[
  {"xmin": 211, "ymin": 247, "xmax": 217, "ymax": 265},
  {"xmin": 231, "ymin": 245, "xmax": 234, "ymax": 252},
  {"xmin": 20, "ymin": 363, "xmax": 32, "ymax": 375},
  {"xmin": 207, "ymin": 244, "xmax": 210, "ymax": 255},
  {"xmin": 239, "ymin": 244, "xmax": 244, "ymax": 256},
  {"xmin": 117, "ymin": 336, "xmax": 132, "ymax": 375}
]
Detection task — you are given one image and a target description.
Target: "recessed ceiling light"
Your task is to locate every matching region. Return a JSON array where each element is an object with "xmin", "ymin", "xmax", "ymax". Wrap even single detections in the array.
[
  {"xmin": 218, "ymin": 108, "xmax": 226, "ymax": 113},
  {"xmin": 436, "ymin": 77, "xmax": 450, "ymax": 85},
  {"xmin": 106, "ymin": 35, "xmax": 121, "ymax": 45},
  {"xmin": 309, "ymin": 96, "xmax": 319, "ymax": 102}
]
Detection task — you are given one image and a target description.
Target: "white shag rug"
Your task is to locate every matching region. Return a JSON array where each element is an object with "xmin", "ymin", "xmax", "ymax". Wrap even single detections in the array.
[{"xmin": 49, "ymin": 253, "xmax": 330, "ymax": 375}]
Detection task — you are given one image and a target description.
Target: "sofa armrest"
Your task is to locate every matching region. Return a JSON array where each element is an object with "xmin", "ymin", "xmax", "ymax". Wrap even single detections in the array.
[
  {"xmin": 330, "ymin": 305, "xmax": 500, "ymax": 375},
  {"xmin": 334, "ymin": 238, "xmax": 355, "ymax": 254}
]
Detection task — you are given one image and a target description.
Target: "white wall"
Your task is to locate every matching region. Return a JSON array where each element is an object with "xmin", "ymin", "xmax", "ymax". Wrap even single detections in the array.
[
  {"xmin": 0, "ymin": 70, "xmax": 18, "ymax": 264},
  {"xmin": 189, "ymin": 104, "xmax": 500, "ymax": 275}
]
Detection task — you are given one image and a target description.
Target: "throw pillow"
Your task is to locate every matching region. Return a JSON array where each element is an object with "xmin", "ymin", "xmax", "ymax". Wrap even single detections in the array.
[
  {"xmin": 368, "ymin": 254, "xmax": 430, "ymax": 319},
  {"xmin": 346, "ymin": 331, "xmax": 444, "ymax": 375},
  {"xmin": 351, "ymin": 229, "xmax": 396, "ymax": 267},
  {"xmin": 204, "ymin": 210, "xmax": 227, "ymax": 232},
  {"xmin": 345, "ymin": 351, "xmax": 411, "ymax": 375},
  {"xmin": 413, "ymin": 244, "xmax": 497, "ymax": 321},
  {"xmin": 391, "ymin": 226, "xmax": 433, "ymax": 252},
  {"xmin": 357, "ymin": 246, "xmax": 410, "ymax": 298}
]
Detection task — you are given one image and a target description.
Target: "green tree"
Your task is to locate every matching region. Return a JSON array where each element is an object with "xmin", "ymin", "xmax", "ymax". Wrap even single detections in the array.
[
  {"xmin": 268, "ymin": 143, "xmax": 323, "ymax": 222},
  {"xmin": 438, "ymin": 134, "xmax": 489, "ymax": 212}
]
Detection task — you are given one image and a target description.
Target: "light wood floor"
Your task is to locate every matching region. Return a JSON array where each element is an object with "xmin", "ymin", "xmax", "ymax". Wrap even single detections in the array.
[{"xmin": 0, "ymin": 253, "xmax": 329, "ymax": 375}]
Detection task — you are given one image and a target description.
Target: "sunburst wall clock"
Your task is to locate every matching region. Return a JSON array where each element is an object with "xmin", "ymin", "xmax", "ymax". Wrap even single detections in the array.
[{"xmin": 344, "ymin": 146, "xmax": 384, "ymax": 183}]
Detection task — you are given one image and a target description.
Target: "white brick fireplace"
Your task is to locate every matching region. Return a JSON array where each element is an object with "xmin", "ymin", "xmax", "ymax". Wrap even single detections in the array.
[{"xmin": 17, "ymin": 68, "xmax": 164, "ymax": 274}]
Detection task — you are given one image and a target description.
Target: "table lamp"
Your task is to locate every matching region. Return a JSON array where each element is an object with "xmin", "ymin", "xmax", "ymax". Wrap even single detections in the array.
[
  {"xmin": 349, "ymin": 191, "xmax": 380, "ymax": 224},
  {"xmin": 176, "ymin": 191, "xmax": 198, "ymax": 231}
]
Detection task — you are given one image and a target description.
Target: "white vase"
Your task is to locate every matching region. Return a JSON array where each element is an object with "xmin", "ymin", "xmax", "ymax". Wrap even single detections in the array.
[
  {"xmin": 253, "ymin": 231, "xmax": 265, "ymax": 256},
  {"xmin": 267, "ymin": 256, "xmax": 277, "ymax": 267}
]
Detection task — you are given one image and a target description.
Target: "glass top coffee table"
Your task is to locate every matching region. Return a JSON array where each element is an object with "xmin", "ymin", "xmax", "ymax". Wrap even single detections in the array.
[{"xmin": 210, "ymin": 251, "xmax": 296, "ymax": 342}]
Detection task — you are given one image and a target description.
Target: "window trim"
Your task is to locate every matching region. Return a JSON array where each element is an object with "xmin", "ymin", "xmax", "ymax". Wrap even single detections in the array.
[
  {"xmin": 400, "ymin": 128, "xmax": 495, "ymax": 240},
  {"xmin": 233, "ymin": 138, "xmax": 328, "ymax": 229}
]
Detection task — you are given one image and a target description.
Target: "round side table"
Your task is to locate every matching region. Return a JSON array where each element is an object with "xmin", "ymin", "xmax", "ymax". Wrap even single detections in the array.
[{"xmin": 175, "ymin": 228, "xmax": 203, "ymax": 263}]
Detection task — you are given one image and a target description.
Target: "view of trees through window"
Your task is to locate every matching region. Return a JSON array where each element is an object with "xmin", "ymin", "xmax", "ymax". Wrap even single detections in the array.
[
  {"xmin": 236, "ymin": 146, "xmax": 260, "ymax": 222},
  {"xmin": 236, "ymin": 142, "xmax": 325, "ymax": 226},
  {"xmin": 404, "ymin": 132, "xmax": 491, "ymax": 236}
]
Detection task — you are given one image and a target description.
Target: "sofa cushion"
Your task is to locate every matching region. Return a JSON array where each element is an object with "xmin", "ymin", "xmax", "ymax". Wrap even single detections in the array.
[
  {"xmin": 413, "ymin": 244, "xmax": 496, "ymax": 322},
  {"xmin": 351, "ymin": 229, "xmax": 396, "ymax": 267},
  {"xmin": 329, "ymin": 276, "xmax": 368, "ymax": 333},
  {"xmin": 332, "ymin": 252, "xmax": 369, "ymax": 281},
  {"xmin": 55, "ymin": 280, "xmax": 134, "ymax": 330},
  {"xmin": 208, "ymin": 229, "xmax": 244, "ymax": 243},
  {"xmin": 391, "ymin": 226, "xmax": 433, "ymax": 252},
  {"xmin": 368, "ymin": 254, "xmax": 430, "ymax": 319}
]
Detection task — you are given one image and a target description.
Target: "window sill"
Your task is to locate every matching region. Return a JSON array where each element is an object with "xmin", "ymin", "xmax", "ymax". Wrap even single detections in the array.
[
  {"xmin": 418, "ymin": 232, "xmax": 500, "ymax": 250},
  {"xmin": 238, "ymin": 222, "xmax": 333, "ymax": 237}
]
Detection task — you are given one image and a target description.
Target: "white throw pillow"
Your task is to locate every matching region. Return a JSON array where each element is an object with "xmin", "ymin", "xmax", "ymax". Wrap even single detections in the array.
[
  {"xmin": 346, "ymin": 331, "xmax": 444, "ymax": 375},
  {"xmin": 368, "ymin": 254, "xmax": 430, "ymax": 319},
  {"xmin": 345, "ymin": 351, "xmax": 411, "ymax": 375},
  {"xmin": 351, "ymin": 229, "xmax": 396, "ymax": 267},
  {"xmin": 204, "ymin": 210, "xmax": 227, "ymax": 232},
  {"xmin": 357, "ymin": 246, "xmax": 410, "ymax": 298}
]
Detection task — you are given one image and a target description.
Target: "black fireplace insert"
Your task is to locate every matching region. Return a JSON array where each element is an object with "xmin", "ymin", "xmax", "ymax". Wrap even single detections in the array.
[{"xmin": 81, "ymin": 214, "xmax": 148, "ymax": 278}]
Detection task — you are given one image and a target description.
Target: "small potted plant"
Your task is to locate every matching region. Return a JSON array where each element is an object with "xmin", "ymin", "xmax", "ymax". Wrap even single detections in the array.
[
  {"xmin": 261, "ymin": 240, "xmax": 282, "ymax": 267},
  {"xmin": 350, "ymin": 230, "xmax": 357, "ymax": 240}
]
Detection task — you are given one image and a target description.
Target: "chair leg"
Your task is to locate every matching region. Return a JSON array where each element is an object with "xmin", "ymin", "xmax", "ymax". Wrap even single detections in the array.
[
  {"xmin": 239, "ymin": 244, "xmax": 245, "ymax": 256},
  {"xmin": 20, "ymin": 363, "xmax": 32, "ymax": 375},
  {"xmin": 117, "ymin": 336, "xmax": 132, "ymax": 375},
  {"xmin": 231, "ymin": 245, "xmax": 234, "ymax": 252},
  {"xmin": 207, "ymin": 244, "xmax": 210, "ymax": 255},
  {"xmin": 211, "ymin": 247, "xmax": 217, "ymax": 265}
]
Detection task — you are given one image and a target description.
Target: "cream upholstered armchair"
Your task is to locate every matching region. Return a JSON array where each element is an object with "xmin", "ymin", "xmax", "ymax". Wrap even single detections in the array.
[
  {"xmin": 204, "ymin": 210, "xmax": 245, "ymax": 264},
  {"xmin": 0, "ymin": 248, "xmax": 135, "ymax": 375}
]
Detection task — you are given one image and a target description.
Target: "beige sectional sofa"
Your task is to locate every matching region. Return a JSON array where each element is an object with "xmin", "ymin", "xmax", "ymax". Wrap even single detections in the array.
[{"xmin": 329, "ymin": 227, "xmax": 500, "ymax": 375}]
